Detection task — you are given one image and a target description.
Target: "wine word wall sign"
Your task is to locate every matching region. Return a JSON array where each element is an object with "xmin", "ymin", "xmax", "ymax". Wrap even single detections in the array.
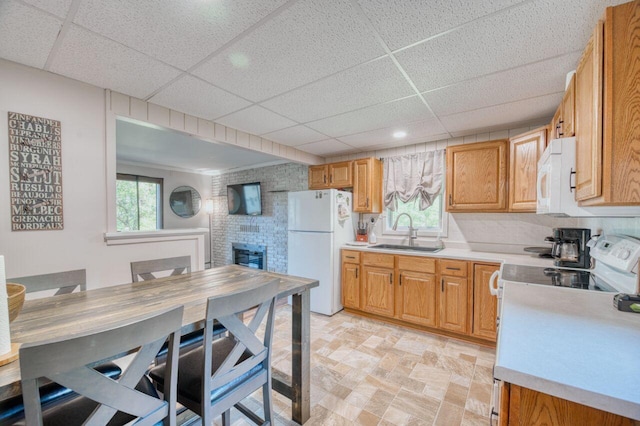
[{"xmin": 7, "ymin": 112, "xmax": 63, "ymax": 231}]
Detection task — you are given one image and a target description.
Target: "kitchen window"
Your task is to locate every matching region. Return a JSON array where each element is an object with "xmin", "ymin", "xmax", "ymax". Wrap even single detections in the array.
[
  {"xmin": 384, "ymin": 192, "xmax": 447, "ymax": 237},
  {"xmin": 116, "ymin": 174, "xmax": 163, "ymax": 231}
]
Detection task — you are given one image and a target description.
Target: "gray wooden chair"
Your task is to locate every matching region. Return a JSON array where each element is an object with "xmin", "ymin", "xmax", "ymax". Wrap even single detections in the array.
[
  {"xmin": 8, "ymin": 269, "xmax": 86, "ymax": 295},
  {"xmin": 19, "ymin": 305, "xmax": 184, "ymax": 426},
  {"xmin": 149, "ymin": 280, "xmax": 280, "ymax": 426},
  {"xmin": 131, "ymin": 256, "xmax": 191, "ymax": 282}
]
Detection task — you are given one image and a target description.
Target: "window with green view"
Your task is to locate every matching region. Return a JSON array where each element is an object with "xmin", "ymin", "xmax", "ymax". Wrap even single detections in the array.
[
  {"xmin": 116, "ymin": 174, "xmax": 163, "ymax": 231},
  {"xmin": 385, "ymin": 193, "xmax": 444, "ymax": 235}
]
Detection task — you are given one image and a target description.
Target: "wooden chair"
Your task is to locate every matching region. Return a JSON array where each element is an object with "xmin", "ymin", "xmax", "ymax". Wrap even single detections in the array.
[
  {"xmin": 19, "ymin": 305, "xmax": 184, "ymax": 426},
  {"xmin": 149, "ymin": 280, "xmax": 280, "ymax": 426},
  {"xmin": 131, "ymin": 256, "xmax": 191, "ymax": 282},
  {"xmin": 8, "ymin": 269, "xmax": 86, "ymax": 295}
]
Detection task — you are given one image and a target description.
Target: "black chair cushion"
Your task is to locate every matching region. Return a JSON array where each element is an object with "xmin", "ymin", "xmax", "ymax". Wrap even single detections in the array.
[
  {"xmin": 13, "ymin": 376, "xmax": 159, "ymax": 426},
  {"xmin": 154, "ymin": 322, "xmax": 226, "ymax": 360},
  {"xmin": 0, "ymin": 362, "xmax": 122, "ymax": 425},
  {"xmin": 148, "ymin": 336, "xmax": 263, "ymax": 404}
]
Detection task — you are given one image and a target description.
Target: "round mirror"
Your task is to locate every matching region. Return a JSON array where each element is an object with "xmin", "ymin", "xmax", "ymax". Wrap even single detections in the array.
[{"xmin": 169, "ymin": 186, "xmax": 202, "ymax": 218}]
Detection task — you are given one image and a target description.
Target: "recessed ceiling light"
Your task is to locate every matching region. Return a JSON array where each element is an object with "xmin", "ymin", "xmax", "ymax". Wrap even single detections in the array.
[{"xmin": 393, "ymin": 130, "xmax": 407, "ymax": 139}]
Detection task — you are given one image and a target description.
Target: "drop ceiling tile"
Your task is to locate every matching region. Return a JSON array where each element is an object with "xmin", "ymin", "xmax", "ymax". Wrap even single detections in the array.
[
  {"xmin": 0, "ymin": 1, "xmax": 62, "ymax": 68},
  {"xmin": 424, "ymin": 52, "xmax": 582, "ymax": 117},
  {"xmin": 296, "ymin": 139, "xmax": 358, "ymax": 156},
  {"xmin": 49, "ymin": 25, "xmax": 181, "ymax": 99},
  {"xmin": 396, "ymin": 0, "xmax": 619, "ymax": 92},
  {"xmin": 21, "ymin": 0, "xmax": 72, "ymax": 18},
  {"xmin": 261, "ymin": 57, "xmax": 414, "ymax": 123},
  {"xmin": 440, "ymin": 93, "xmax": 563, "ymax": 134},
  {"xmin": 262, "ymin": 125, "xmax": 327, "ymax": 147},
  {"xmin": 216, "ymin": 105, "xmax": 298, "ymax": 136},
  {"xmin": 149, "ymin": 75, "xmax": 251, "ymax": 121},
  {"xmin": 338, "ymin": 118, "xmax": 448, "ymax": 148},
  {"xmin": 73, "ymin": 0, "xmax": 288, "ymax": 70},
  {"xmin": 357, "ymin": 0, "xmax": 525, "ymax": 50},
  {"xmin": 306, "ymin": 96, "xmax": 433, "ymax": 138},
  {"xmin": 192, "ymin": 0, "xmax": 385, "ymax": 102}
]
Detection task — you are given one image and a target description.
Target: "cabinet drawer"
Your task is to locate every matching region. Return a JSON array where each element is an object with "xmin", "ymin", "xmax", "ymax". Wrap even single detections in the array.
[
  {"xmin": 440, "ymin": 259, "xmax": 468, "ymax": 277},
  {"xmin": 362, "ymin": 252, "xmax": 394, "ymax": 268},
  {"xmin": 397, "ymin": 255, "xmax": 436, "ymax": 274},
  {"xmin": 342, "ymin": 250, "xmax": 361, "ymax": 264}
]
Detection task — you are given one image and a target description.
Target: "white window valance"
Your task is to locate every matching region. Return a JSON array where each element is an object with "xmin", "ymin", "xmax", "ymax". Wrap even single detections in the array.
[{"xmin": 383, "ymin": 150, "xmax": 445, "ymax": 211}]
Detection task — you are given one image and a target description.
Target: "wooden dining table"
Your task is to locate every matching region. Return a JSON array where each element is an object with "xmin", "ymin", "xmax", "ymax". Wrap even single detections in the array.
[{"xmin": 0, "ymin": 265, "xmax": 318, "ymax": 424}]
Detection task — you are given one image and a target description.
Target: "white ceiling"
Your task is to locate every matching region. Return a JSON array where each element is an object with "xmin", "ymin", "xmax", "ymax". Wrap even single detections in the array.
[{"xmin": 1, "ymin": 0, "xmax": 628, "ymax": 160}]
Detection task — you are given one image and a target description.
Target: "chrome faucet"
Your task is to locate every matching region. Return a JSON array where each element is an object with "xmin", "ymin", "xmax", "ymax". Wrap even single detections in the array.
[{"xmin": 392, "ymin": 213, "xmax": 418, "ymax": 247}]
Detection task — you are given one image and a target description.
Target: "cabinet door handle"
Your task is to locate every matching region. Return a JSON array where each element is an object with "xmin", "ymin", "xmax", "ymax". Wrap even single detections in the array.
[
  {"xmin": 346, "ymin": 256, "xmax": 356, "ymax": 259},
  {"xmin": 355, "ymin": 268, "xmax": 358, "ymax": 279},
  {"xmin": 446, "ymin": 267, "xmax": 461, "ymax": 271},
  {"xmin": 330, "ymin": 174, "xmax": 333, "ymax": 183},
  {"xmin": 449, "ymin": 194, "xmax": 452, "ymax": 206},
  {"xmin": 323, "ymin": 174, "xmax": 327, "ymax": 183},
  {"xmin": 366, "ymin": 197, "xmax": 369, "ymax": 208},
  {"xmin": 441, "ymin": 278, "xmax": 444, "ymax": 292},
  {"xmin": 389, "ymin": 273, "xmax": 393, "ymax": 284},
  {"xmin": 399, "ymin": 274, "xmax": 402, "ymax": 286}
]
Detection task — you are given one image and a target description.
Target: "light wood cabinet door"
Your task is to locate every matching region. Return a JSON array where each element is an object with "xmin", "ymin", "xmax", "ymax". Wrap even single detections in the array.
[
  {"xmin": 353, "ymin": 158, "xmax": 383, "ymax": 213},
  {"xmin": 342, "ymin": 261, "xmax": 360, "ymax": 310},
  {"xmin": 440, "ymin": 275, "xmax": 468, "ymax": 334},
  {"xmin": 329, "ymin": 161, "xmax": 352, "ymax": 187},
  {"xmin": 362, "ymin": 266, "xmax": 394, "ymax": 317},
  {"xmin": 575, "ymin": 20, "xmax": 604, "ymax": 202},
  {"xmin": 308, "ymin": 165, "xmax": 328, "ymax": 189},
  {"xmin": 446, "ymin": 140, "xmax": 509, "ymax": 212},
  {"xmin": 561, "ymin": 73, "xmax": 575, "ymax": 137},
  {"xmin": 509, "ymin": 128, "xmax": 547, "ymax": 212},
  {"xmin": 506, "ymin": 384, "xmax": 637, "ymax": 426},
  {"xmin": 472, "ymin": 263, "xmax": 499, "ymax": 342},
  {"xmin": 398, "ymin": 271, "xmax": 438, "ymax": 327}
]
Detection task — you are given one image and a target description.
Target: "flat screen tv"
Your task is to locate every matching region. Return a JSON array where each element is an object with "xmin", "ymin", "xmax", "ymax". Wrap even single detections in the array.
[{"xmin": 227, "ymin": 182, "xmax": 262, "ymax": 216}]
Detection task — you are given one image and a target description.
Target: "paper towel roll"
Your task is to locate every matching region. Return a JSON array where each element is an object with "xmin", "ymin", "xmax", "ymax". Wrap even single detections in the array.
[{"xmin": 0, "ymin": 256, "xmax": 11, "ymax": 355}]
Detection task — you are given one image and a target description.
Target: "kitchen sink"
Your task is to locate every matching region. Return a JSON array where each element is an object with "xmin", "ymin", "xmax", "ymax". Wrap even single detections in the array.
[{"xmin": 368, "ymin": 244, "xmax": 443, "ymax": 253}]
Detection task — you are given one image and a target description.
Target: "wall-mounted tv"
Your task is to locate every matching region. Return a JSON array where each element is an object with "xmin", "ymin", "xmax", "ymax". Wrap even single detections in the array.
[{"xmin": 227, "ymin": 182, "xmax": 262, "ymax": 216}]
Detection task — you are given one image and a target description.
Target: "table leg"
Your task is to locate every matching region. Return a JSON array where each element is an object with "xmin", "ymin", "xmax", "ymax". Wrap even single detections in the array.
[{"xmin": 291, "ymin": 290, "xmax": 311, "ymax": 424}]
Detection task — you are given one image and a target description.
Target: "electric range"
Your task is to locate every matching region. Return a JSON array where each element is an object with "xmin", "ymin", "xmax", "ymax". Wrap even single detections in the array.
[{"xmin": 499, "ymin": 264, "xmax": 616, "ymax": 292}]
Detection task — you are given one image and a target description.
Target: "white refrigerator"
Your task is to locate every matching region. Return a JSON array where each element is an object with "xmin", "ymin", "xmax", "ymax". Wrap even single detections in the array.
[{"xmin": 287, "ymin": 189, "xmax": 354, "ymax": 315}]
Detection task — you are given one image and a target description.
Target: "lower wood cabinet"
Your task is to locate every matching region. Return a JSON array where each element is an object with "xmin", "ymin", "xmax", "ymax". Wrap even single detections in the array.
[
  {"xmin": 362, "ymin": 265, "xmax": 394, "ymax": 317},
  {"xmin": 472, "ymin": 263, "xmax": 499, "ymax": 341},
  {"xmin": 500, "ymin": 383, "xmax": 637, "ymax": 426},
  {"xmin": 397, "ymin": 255, "xmax": 437, "ymax": 327},
  {"xmin": 342, "ymin": 251, "xmax": 499, "ymax": 344}
]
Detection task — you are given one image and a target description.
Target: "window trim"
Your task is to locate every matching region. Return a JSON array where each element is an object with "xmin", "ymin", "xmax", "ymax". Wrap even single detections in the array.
[{"xmin": 116, "ymin": 173, "xmax": 164, "ymax": 231}]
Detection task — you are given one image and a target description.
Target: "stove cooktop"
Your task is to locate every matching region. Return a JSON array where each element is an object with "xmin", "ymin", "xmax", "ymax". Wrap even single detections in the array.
[{"xmin": 500, "ymin": 264, "xmax": 617, "ymax": 292}]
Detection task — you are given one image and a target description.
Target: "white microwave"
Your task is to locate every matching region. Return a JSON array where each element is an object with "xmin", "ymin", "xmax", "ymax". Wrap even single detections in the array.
[{"xmin": 536, "ymin": 137, "xmax": 640, "ymax": 217}]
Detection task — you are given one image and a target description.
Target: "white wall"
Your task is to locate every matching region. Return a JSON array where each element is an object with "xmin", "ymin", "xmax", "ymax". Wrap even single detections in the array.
[{"xmin": 0, "ymin": 59, "xmax": 204, "ymax": 288}]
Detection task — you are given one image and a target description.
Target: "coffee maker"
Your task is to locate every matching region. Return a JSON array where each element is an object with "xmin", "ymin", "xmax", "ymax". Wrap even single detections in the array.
[{"xmin": 545, "ymin": 228, "xmax": 591, "ymax": 269}]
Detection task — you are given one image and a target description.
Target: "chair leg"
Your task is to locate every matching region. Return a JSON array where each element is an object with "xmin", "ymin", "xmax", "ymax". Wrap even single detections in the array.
[
  {"xmin": 222, "ymin": 409, "xmax": 231, "ymax": 426},
  {"xmin": 262, "ymin": 382, "xmax": 273, "ymax": 425}
]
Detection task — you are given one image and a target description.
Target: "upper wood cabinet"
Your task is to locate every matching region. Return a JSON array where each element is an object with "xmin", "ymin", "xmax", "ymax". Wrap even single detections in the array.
[
  {"xmin": 308, "ymin": 161, "xmax": 353, "ymax": 189},
  {"xmin": 446, "ymin": 140, "xmax": 509, "ymax": 212},
  {"xmin": 575, "ymin": 20, "xmax": 604, "ymax": 202},
  {"xmin": 550, "ymin": 74, "xmax": 576, "ymax": 140},
  {"xmin": 509, "ymin": 128, "xmax": 547, "ymax": 212},
  {"xmin": 577, "ymin": 2, "xmax": 640, "ymax": 205},
  {"xmin": 353, "ymin": 157, "xmax": 383, "ymax": 213},
  {"xmin": 561, "ymin": 73, "xmax": 576, "ymax": 137},
  {"xmin": 308, "ymin": 165, "xmax": 329, "ymax": 189}
]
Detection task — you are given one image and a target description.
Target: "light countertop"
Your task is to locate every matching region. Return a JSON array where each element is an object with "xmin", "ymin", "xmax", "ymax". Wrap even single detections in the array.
[
  {"xmin": 494, "ymin": 282, "xmax": 640, "ymax": 420},
  {"xmin": 342, "ymin": 244, "xmax": 555, "ymax": 267}
]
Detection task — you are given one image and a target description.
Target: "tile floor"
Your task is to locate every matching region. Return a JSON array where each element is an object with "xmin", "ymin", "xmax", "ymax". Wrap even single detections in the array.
[{"xmin": 205, "ymin": 305, "xmax": 496, "ymax": 426}]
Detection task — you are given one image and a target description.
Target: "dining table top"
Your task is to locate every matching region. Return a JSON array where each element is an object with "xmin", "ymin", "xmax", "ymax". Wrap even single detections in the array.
[{"xmin": 0, "ymin": 265, "xmax": 318, "ymax": 401}]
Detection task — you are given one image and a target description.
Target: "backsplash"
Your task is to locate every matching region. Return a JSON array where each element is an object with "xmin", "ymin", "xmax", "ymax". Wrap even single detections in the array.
[{"xmin": 210, "ymin": 163, "xmax": 308, "ymax": 272}]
